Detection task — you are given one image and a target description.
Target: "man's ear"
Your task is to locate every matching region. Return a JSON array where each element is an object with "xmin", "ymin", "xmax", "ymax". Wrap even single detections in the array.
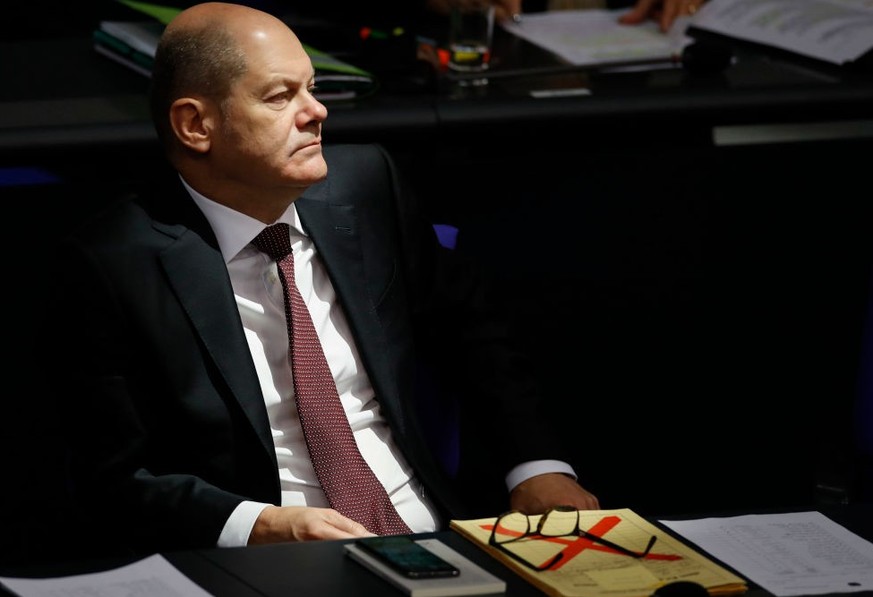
[{"xmin": 169, "ymin": 97, "xmax": 212, "ymax": 153}]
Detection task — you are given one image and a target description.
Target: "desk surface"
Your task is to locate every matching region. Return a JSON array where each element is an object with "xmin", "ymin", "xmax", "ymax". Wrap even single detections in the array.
[
  {"xmin": 5, "ymin": 505, "xmax": 869, "ymax": 597},
  {"xmin": 179, "ymin": 505, "xmax": 873, "ymax": 597},
  {"xmin": 2, "ymin": 25, "xmax": 872, "ymax": 157}
]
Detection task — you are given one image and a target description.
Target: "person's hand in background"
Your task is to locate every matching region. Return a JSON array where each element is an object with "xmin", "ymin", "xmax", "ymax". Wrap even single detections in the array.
[
  {"xmin": 618, "ymin": 0, "xmax": 705, "ymax": 32},
  {"xmin": 426, "ymin": 0, "xmax": 522, "ymax": 22}
]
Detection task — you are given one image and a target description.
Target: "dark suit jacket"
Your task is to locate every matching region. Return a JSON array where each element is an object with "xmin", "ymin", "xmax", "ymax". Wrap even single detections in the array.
[{"xmin": 47, "ymin": 143, "xmax": 568, "ymax": 557}]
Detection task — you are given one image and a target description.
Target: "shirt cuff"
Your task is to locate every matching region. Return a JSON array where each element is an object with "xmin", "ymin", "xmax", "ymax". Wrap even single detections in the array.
[
  {"xmin": 217, "ymin": 501, "xmax": 272, "ymax": 547},
  {"xmin": 505, "ymin": 460, "xmax": 577, "ymax": 493}
]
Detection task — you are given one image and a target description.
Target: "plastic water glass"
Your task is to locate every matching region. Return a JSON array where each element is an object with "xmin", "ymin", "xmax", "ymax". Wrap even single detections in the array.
[{"xmin": 448, "ymin": 2, "xmax": 495, "ymax": 85}]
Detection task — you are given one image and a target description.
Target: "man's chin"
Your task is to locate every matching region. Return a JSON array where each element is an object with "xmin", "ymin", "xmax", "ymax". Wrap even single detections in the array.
[
  {"xmin": 289, "ymin": 148, "xmax": 327, "ymax": 176},
  {"xmin": 286, "ymin": 161, "xmax": 328, "ymax": 185}
]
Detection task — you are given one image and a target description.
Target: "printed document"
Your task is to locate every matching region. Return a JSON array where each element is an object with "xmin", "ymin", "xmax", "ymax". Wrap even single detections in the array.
[
  {"xmin": 690, "ymin": 0, "xmax": 873, "ymax": 65},
  {"xmin": 0, "ymin": 554, "xmax": 211, "ymax": 597},
  {"xmin": 501, "ymin": 9, "xmax": 693, "ymax": 68},
  {"xmin": 660, "ymin": 511, "xmax": 873, "ymax": 596}
]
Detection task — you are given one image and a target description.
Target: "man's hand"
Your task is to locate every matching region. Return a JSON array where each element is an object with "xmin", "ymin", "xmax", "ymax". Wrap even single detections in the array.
[
  {"xmin": 248, "ymin": 506, "xmax": 375, "ymax": 544},
  {"xmin": 426, "ymin": 0, "xmax": 523, "ymax": 23},
  {"xmin": 509, "ymin": 473, "xmax": 600, "ymax": 514},
  {"xmin": 619, "ymin": 0, "xmax": 706, "ymax": 33}
]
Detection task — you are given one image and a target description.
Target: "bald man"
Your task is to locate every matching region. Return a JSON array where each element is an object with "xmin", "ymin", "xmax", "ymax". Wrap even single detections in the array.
[{"xmin": 47, "ymin": 2, "xmax": 598, "ymax": 557}]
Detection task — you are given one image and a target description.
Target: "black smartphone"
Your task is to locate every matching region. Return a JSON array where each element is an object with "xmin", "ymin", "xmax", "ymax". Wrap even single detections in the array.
[{"xmin": 355, "ymin": 536, "xmax": 460, "ymax": 579}]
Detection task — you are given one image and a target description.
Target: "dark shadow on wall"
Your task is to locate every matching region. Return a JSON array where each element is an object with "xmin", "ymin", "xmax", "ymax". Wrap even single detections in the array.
[
  {"xmin": 1, "ymin": 156, "xmax": 165, "ymax": 567},
  {"xmin": 424, "ymin": 136, "xmax": 873, "ymax": 518}
]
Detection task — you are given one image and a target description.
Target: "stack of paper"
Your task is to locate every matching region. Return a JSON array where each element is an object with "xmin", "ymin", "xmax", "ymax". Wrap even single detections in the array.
[
  {"xmin": 94, "ymin": 20, "xmax": 162, "ymax": 77},
  {"xmin": 500, "ymin": 9, "xmax": 693, "ymax": 69},
  {"xmin": 689, "ymin": 0, "xmax": 873, "ymax": 67}
]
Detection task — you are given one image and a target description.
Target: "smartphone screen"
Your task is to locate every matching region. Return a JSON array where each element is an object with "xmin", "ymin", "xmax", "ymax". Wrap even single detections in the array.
[{"xmin": 355, "ymin": 536, "xmax": 461, "ymax": 579}]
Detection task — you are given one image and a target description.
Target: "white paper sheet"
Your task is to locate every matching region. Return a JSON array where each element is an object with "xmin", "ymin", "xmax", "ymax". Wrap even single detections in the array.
[
  {"xmin": 0, "ymin": 554, "xmax": 212, "ymax": 597},
  {"xmin": 501, "ymin": 9, "xmax": 693, "ymax": 67},
  {"xmin": 690, "ymin": 0, "xmax": 873, "ymax": 65},
  {"xmin": 660, "ymin": 511, "xmax": 873, "ymax": 596}
]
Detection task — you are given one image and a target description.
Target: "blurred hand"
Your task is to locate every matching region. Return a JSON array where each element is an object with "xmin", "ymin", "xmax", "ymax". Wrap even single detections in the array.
[
  {"xmin": 426, "ymin": 0, "xmax": 523, "ymax": 22},
  {"xmin": 618, "ymin": 0, "xmax": 706, "ymax": 33},
  {"xmin": 509, "ymin": 473, "xmax": 600, "ymax": 514},
  {"xmin": 248, "ymin": 505, "xmax": 375, "ymax": 544}
]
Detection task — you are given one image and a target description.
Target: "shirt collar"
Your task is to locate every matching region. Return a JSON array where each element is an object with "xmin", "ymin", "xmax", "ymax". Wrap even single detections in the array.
[{"xmin": 180, "ymin": 175, "xmax": 303, "ymax": 263}]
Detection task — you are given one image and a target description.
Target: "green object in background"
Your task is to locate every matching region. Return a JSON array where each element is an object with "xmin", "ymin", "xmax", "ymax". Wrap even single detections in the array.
[
  {"xmin": 116, "ymin": 0, "xmax": 182, "ymax": 25},
  {"xmin": 303, "ymin": 44, "xmax": 372, "ymax": 77},
  {"xmin": 110, "ymin": 0, "xmax": 372, "ymax": 77},
  {"xmin": 97, "ymin": 0, "xmax": 376, "ymax": 98}
]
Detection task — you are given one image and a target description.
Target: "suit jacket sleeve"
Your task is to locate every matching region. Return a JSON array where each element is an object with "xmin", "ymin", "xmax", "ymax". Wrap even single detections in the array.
[{"xmin": 48, "ymin": 182, "xmax": 279, "ymax": 557}]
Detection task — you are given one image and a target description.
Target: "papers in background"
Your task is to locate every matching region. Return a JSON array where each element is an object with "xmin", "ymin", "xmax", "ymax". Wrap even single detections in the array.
[
  {"xmin": 93, "ymin": 20, "xmax": 377, "ymax": 100},
  {"xmin": 0, "ymin": 554, "xmax": 211, "ymax": 597},
  {"xmin": 660, "ymin": 511, "xmax": 873, "ymax": 596},
  {"xmin": 690, "ymin": 0, "xmax": 873, "ymax": 66},
  {"xmin": 93, "ymin": 0, "xmax": 377, "ymax": 100},
  {"xmin": 500, "ymin": 9, "xmax": 693, "ymax": 69},
  {"xmin": 94, "ymin": 20, "xmax": 162, "ymax": 77}
]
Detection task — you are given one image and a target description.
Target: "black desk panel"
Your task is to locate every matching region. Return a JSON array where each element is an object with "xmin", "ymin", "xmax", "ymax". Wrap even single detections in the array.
[
  {"xmin": 0, "ymin": 35, "xmax": 439, "ymax": 157},
  {"xmin": 1, "ymin": 506, "xmax": 870, "ymax": 596},
  {"xmin": 3, "ymin": 27, "xmax": 873, "ymax": 157},
  {"xmin": 191, "ymin": 531, "xmax": 543, "ymax": 597},
  {"xmin": 183, "ymin": 504, "xmax": 873, "ymax": 597}
]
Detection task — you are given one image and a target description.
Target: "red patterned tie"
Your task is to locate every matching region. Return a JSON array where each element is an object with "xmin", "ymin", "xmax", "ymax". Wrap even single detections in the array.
[{"xmin": 252, "ymin": 223, "xmax": 412, "ymax": 535}]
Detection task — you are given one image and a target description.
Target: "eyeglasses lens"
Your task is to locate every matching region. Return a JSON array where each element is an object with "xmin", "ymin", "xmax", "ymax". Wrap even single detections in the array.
[
  {"xmin": 538, "ymin": 508, "xmax": 579, "ymax": 537},
  {"xmin": 493, "ymin": 511, "xmax": 530, "ymax": 544}
]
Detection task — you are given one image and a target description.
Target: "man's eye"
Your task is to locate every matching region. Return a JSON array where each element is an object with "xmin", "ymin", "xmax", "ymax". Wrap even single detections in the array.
[{"xmin": 267, "ymin": 92, "xmax": 290, "ymax": 104}]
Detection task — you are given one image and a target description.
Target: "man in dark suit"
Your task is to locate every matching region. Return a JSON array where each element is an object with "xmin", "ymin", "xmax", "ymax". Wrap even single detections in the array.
[{"xmin": 46, "ymin": 1, "xmax": 598, "ymax": 558}]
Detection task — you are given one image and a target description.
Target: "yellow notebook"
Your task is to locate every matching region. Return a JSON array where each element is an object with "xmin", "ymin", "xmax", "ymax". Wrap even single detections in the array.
[{"xmin": 450, "ymin": 508, "xmax": 747, "ymax": 597}]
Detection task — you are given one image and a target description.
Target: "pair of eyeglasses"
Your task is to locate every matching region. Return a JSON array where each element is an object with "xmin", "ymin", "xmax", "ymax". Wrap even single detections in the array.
[{"xmin": 489, "ymin": 506, "xmax": 658, "ymax": 571}]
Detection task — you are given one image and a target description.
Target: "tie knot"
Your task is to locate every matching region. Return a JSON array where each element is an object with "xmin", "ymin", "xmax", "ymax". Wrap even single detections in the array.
[{"xmin": 252, "ymin": 223, "xmax": 293, "ymax": 261}]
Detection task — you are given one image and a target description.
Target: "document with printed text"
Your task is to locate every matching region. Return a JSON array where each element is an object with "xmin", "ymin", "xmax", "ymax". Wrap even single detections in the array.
[
  {"xmin": 501, "ymin": 9, "xmax": 693, "ymax": 69},
  {"xmin": 0, "ymin": 554, "xmax": 211, "ymax": 597},
  {"xmin": 690, "ymin": 0, "xmax": 873, "ymax": 65},
  {"xmin": 660, "ymin": 511, "xmax": 873, "ymax": 596}
]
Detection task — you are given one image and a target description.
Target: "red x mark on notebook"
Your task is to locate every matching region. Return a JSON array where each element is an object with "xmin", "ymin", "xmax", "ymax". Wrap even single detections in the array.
[{"xmin": 484, "ymin": 515, "xmax": 681, "ymax": 571}]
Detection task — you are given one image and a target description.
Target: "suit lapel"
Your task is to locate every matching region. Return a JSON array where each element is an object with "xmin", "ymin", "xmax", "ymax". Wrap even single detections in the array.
[
  {"xmin": 296, "ymin": 197, "xmax": 406, "ymax": 434},
  {"xmin": 295, "ymin": 186, "xmax": 453, "ymax": 508},
  {"xmin": 157, "ymin": 213, "xmax": 276, "ymax": 463}
]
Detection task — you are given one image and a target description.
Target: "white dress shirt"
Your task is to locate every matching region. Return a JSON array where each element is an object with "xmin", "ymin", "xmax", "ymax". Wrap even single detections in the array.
[{"xmin": 183, "ymin": 179, "xmax": 576, "ymax": 547}]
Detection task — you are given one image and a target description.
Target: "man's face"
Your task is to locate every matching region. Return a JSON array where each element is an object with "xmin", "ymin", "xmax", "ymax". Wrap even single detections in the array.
[{"xmin": 211, "ymin": 23, "xmax": 329, "ymax": 196}]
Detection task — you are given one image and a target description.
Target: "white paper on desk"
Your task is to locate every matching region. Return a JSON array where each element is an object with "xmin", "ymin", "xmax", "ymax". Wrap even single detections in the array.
[
  {"xmin": 690, "ymin": 0, "xmax": 873, "ymax": 66},
  {"xmin": 660, "ymin": 511, "xmax": 873, "ymax": 596},
  {"xmin": 0, "ymin": 553, "xmax": 212, "ymax": 597},
  {"xmin": 501, "ymin": 9, "xmax": 693, "ymax": 68}
]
